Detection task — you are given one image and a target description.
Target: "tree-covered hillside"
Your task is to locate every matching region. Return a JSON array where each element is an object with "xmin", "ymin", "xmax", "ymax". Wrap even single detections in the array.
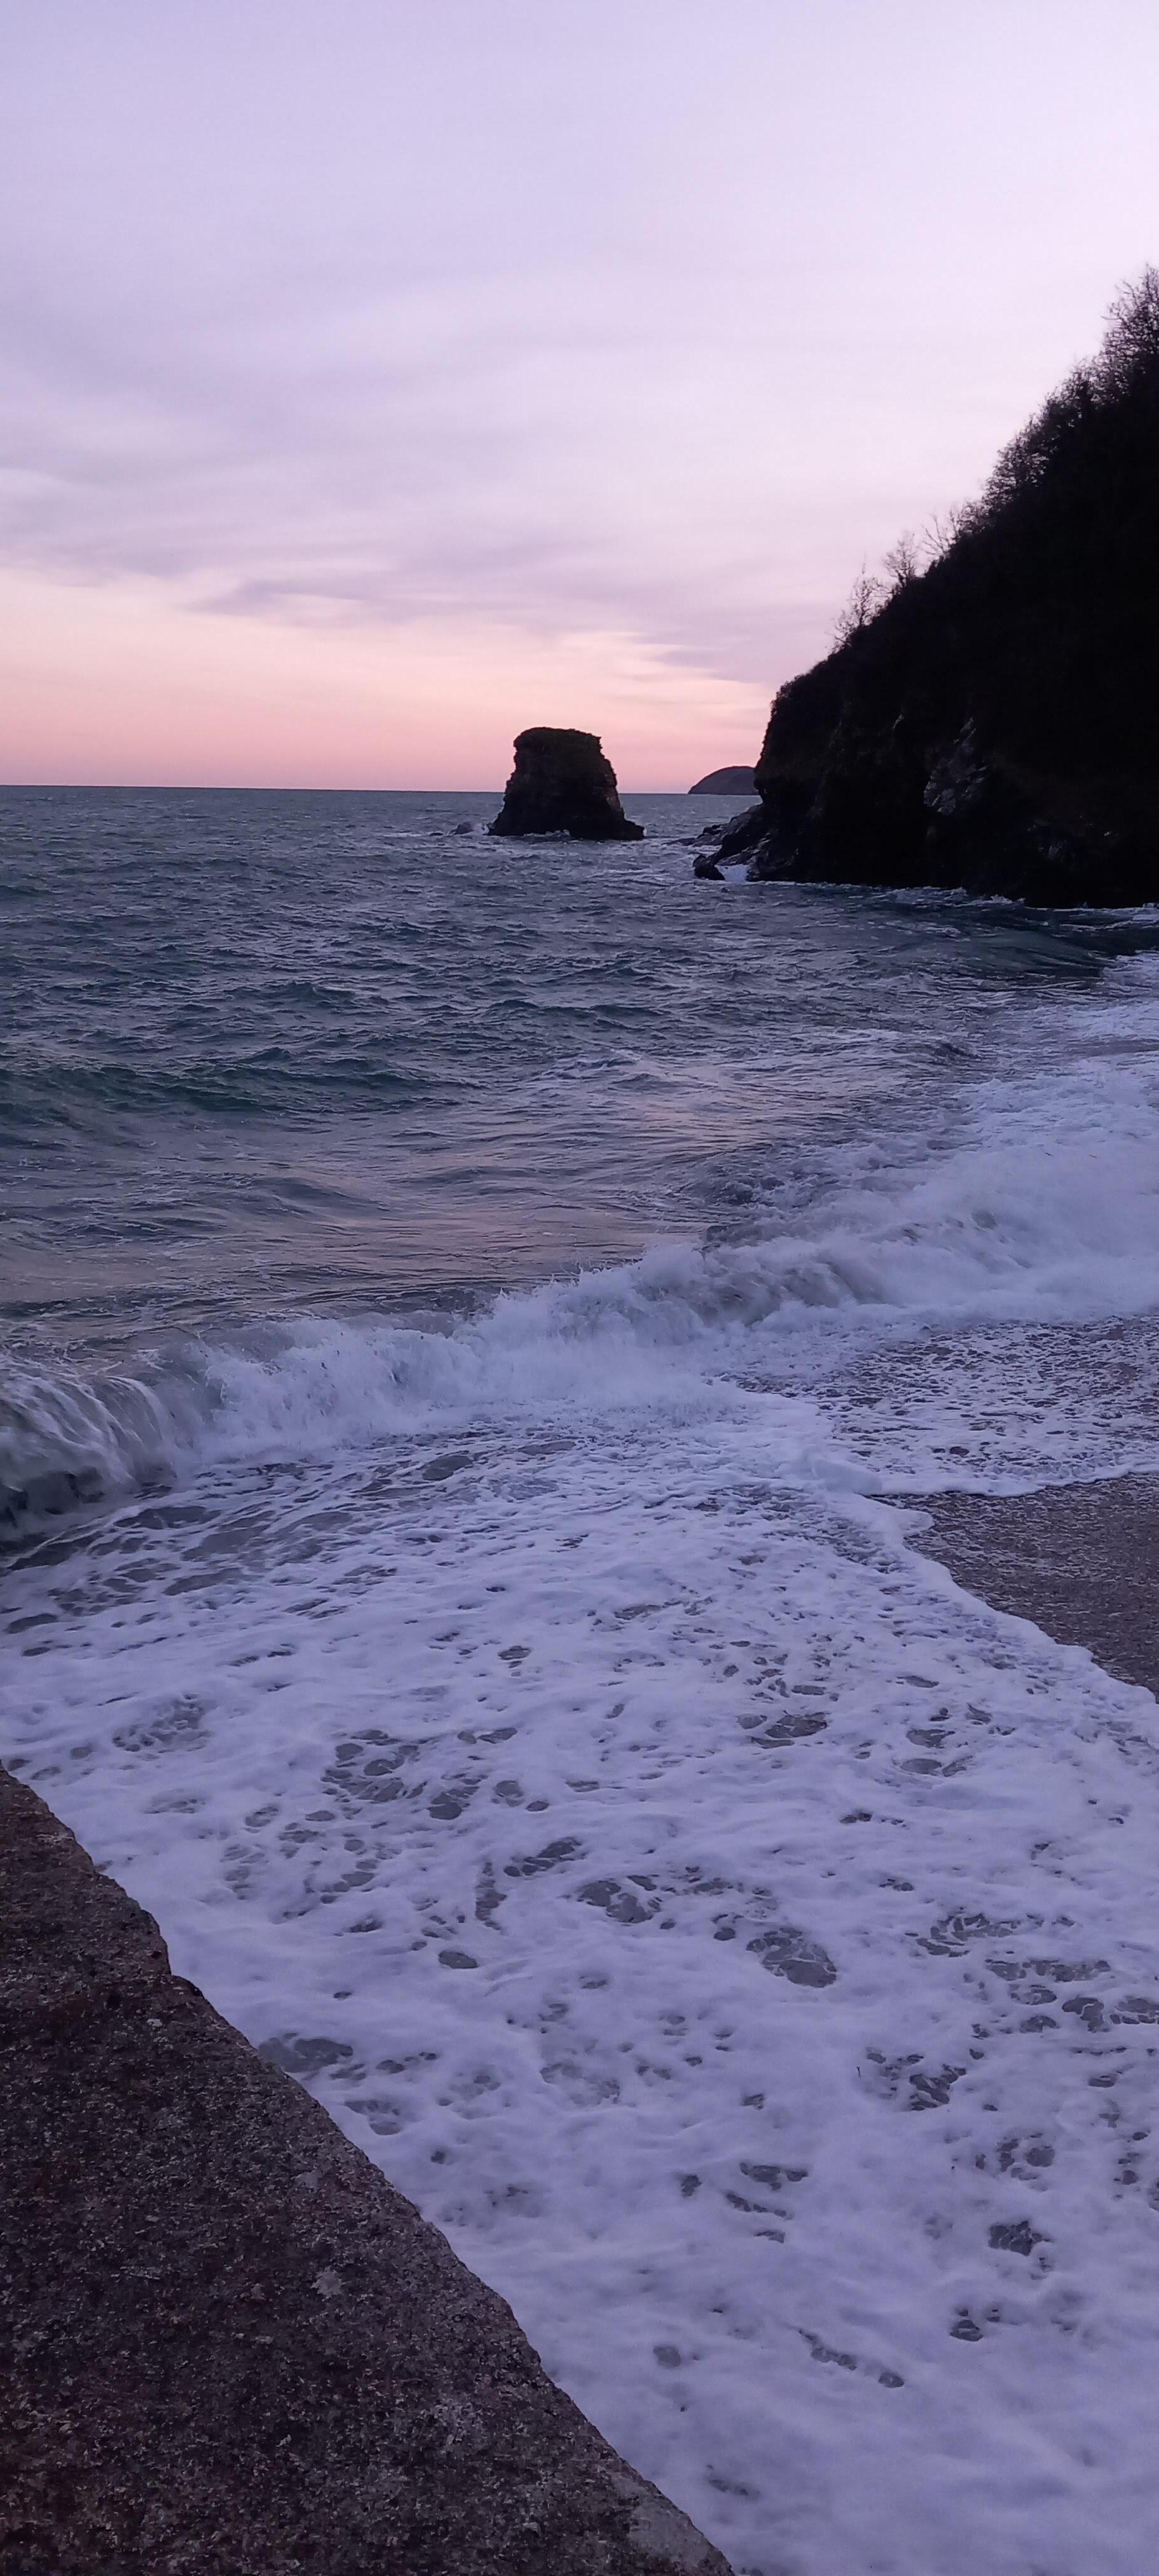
[{"xmin": 724, "ymin": 272, "xmax": 1159, "ymax": 903}]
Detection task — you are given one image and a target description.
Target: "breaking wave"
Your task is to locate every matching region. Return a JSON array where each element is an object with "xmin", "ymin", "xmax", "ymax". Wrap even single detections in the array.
[{"xmin": 9, "ymin": 1069, "xmax": 1159, "ymax": 1529}]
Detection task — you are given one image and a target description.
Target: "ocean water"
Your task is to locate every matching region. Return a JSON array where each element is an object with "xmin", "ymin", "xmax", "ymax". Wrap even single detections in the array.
[{"xmin": 6, "ymin": 786, "xmax": 1159, "ymax": 2575}]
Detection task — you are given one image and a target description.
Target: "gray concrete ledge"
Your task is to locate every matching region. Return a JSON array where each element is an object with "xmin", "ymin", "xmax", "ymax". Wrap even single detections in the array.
[{"xmin": 0, "ymin": 1765, "xmax": 730, "ymax": 2575}]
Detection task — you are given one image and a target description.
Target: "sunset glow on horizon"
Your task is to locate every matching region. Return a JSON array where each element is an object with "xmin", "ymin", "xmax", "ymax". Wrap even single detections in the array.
[
  {"xmin": 0, "ymin": 569, "xmax": 771, "ymax": 793},
  {"xmin": 4, "ymin": 1, "xmax": 1159, "ymax": 789}
]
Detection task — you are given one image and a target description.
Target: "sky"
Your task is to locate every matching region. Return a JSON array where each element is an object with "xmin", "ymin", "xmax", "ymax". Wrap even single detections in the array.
[{"xmin": 3, "ymin": 1, "xmax": 1158, "ymax": 790}]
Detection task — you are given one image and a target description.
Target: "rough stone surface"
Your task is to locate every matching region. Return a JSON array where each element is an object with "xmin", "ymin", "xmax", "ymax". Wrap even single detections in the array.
[
  {"xmin": 0, "ymin": 1765, "xmax": 730, "ymax": 2576},
  {"xmin": 717, "ymin": 710, "xmax": 1149, "ymax": 905},
  {"xmin": 691, "ymin": 809, "xmax": 759, "ymax": 878},
  {"xmin": 490, "ymin": 729, "xmax": 644, "ymax": 840},
  {"xmin": 911, "ymin": 1473, "xmax": 1159, "ymax": 1698}
]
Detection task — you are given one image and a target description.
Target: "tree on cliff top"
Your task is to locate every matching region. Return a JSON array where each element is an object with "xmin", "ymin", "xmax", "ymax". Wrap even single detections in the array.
[{"xmin": 809, "ymin": 267, "xmax": 1159, "ymax": 789}]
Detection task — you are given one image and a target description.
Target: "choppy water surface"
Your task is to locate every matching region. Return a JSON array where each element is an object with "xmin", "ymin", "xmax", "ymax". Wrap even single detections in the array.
[{"xmin": 7, "ymin": 787, "xmax": 1159, "ymax": 2575}]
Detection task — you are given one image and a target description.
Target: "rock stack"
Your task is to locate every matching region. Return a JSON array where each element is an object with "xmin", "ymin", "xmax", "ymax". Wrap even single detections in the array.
[{"xmin": 490, "ymin": 729, "xmax": 644, "ymax": 840}]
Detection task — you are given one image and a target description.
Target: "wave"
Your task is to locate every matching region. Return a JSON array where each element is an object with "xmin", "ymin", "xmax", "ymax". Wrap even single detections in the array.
[
  {"xmin": 0, "ymin": 1355, "xmax": 214, "ymax": 1532},
  {"xmin": 0, "ymin": 1052, "xmax": 428, "ymax": 1136},
  {"xmin": 8, "ymin": 1070, "xmax": 1159, "ymax": 1531}
]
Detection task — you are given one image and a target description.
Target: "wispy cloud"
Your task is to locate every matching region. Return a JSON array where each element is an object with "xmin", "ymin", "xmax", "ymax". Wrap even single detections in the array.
[{"xmin": 3, "ymin": 1, "xmax": 1157, "ymax": 779}]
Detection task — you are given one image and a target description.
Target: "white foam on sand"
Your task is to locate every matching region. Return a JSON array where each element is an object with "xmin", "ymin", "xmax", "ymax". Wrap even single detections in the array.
[{"xmin": 8, "ymin": 955, "xmax": 1159, "ymax": 2575}]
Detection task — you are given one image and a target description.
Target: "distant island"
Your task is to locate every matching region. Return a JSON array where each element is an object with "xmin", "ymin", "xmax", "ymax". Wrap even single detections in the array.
[
  {"xmin": 715, "ymin": 271, "xmax": 1159, "ymax": 905},
  {"xmin": 687, "ymin": 766, "xmax": 756, "ymax": 794}
]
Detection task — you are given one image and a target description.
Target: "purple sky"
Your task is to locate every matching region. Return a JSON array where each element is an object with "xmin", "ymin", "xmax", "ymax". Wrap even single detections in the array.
[{"xmin": 3, "ymin": 1, "xmax": 1158, "ymax": 786}]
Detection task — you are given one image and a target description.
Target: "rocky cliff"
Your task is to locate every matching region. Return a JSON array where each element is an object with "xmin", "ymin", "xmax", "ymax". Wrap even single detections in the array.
[{"xmin": 719, "ymin": 272, "xmax": 1159, "ymax": 905}]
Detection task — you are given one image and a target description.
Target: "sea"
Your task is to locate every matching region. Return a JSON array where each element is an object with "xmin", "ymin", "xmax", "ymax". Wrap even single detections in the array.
[{"xmin": 6, "ymin": 785, "xmax": 1159, "ymax": 2576}]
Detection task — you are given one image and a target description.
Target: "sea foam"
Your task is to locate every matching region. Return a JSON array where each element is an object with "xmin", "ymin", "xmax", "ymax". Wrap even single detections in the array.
[{"xmin": 8, "ymin": 933, "xmax": 1159, "ymax": 2573}]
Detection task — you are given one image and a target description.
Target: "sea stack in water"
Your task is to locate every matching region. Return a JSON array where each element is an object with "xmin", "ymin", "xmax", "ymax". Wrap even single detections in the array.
[{"xmin": 490, "ymin": 728, "xmax": 643, "ymax": 840}]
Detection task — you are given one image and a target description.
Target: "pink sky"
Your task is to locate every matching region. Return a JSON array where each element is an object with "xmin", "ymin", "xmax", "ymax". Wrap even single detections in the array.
[{"xmin": 3, "ymin": 1, "xmax": 1158, "ymax": 788}]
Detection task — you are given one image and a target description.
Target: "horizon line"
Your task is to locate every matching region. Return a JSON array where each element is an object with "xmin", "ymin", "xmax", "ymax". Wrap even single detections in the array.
[{"xmin": 0, "ymin": 779, "xmax": 739, "ymax": 797}]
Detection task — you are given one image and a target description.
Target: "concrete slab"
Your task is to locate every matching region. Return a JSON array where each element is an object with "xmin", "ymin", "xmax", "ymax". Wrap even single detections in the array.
[{"xmin": 0, "ymin": 1765, "xmax": 730, "ymax": 2576}]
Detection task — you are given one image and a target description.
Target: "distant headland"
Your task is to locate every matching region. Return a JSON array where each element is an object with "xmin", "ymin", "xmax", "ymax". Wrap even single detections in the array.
[
  {"xmin": 687, "ymin": 766, "xmax": 756, "ymax": 794},
  {"xmin": 713, "ymin": 270, "xmax": 1159, "ymax": 905}
]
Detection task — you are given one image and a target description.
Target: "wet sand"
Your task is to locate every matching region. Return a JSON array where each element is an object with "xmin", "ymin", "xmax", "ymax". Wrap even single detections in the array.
[{"xmin": 912, "ymin": 1472, "xmax": 1159, "ymax": 1698}]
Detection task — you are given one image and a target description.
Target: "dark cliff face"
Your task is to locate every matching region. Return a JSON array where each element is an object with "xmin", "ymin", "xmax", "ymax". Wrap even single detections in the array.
[
  {"xmin": 490, "ymin": 728, "xmax": 644, "ymax": 840},
  {"xmin": 723, "ymin": 273, "xmax": 1159, "ymax": 905}
]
